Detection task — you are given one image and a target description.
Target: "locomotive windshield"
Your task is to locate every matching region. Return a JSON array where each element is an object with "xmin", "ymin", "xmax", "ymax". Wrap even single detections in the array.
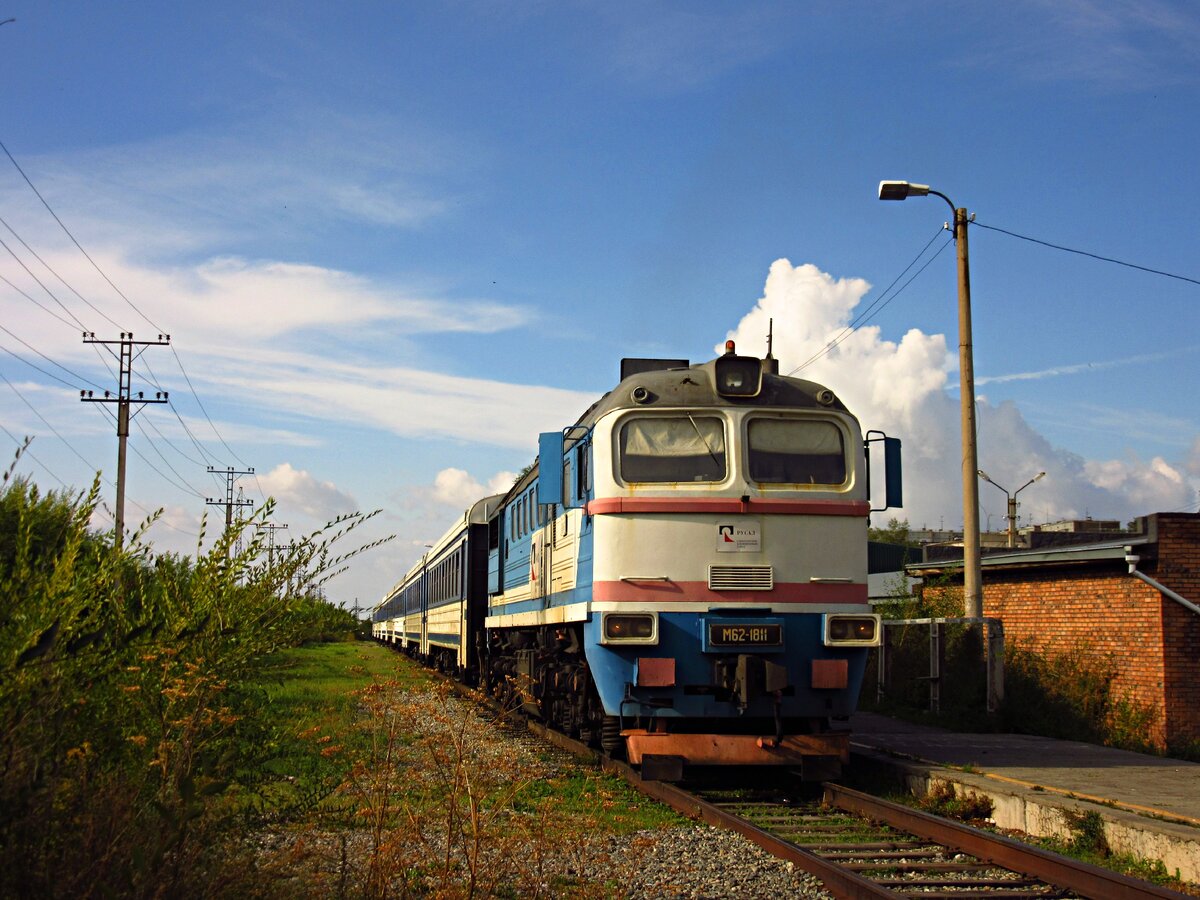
[
  {"xmin": 746, "ymin": 418, "xmax": 846, "ymax": 485},
  {"xmin": 619, "ymin": 416, "xmax": 726, "ymax": 482}
]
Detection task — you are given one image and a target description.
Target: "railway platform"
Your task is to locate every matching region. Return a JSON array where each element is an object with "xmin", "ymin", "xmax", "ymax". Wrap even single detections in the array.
[{"xmin": 847, "ymin": 712, "xmax": 1200, "ymax": 883}]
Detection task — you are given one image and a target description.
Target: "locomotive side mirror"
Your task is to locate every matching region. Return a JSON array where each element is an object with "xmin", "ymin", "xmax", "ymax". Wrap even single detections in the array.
[{"xmin": 537, "ymin": 431, "xmax": 565, "ymax": 506}]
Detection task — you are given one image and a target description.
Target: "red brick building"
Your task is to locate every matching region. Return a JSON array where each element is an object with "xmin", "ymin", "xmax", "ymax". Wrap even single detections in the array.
[{"xmin": 910, "ymin": 513, "xmax": 1200, "ymax": 749}]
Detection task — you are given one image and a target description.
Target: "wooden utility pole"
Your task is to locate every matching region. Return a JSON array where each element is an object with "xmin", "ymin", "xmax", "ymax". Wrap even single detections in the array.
[
  {"xmin": 261, "ymin": 521, "xmax": 288, "ymax": 571},
  {"xmin": 206, "ymin": 466, "xmax": 255, "ymax": 542},
  {"xmin": 80, "ymin": 331, "xmax": 170, "ymax": 548}
]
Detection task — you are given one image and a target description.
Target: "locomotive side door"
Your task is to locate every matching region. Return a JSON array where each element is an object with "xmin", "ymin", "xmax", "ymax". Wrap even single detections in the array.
[{"xmin": 530, "ymin": 530, "xmax": 550, "ymax": 604}]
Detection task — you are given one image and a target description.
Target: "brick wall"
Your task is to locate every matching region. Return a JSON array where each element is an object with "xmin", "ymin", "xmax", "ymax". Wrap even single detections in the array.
[
  {"xmin": 978, "ymin": 565, "xmax": 1168, "ymax": 747},
  {"xmin": 916, "ymin": 513, "xmax": 1200, "ymax": 749},
  {"xmin": 1154, "ymin": 515, "xmax": 1200, "ymax": 749}
]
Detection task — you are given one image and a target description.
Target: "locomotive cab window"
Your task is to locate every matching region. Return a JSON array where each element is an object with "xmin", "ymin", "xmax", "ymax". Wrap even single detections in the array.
[
  {"xmin": 747, "ymin": 419, "xmax": 846, "ymax": 485},
  {"xmin": 619, "ymin": 416, "xmax": 726, "ymax": 483}
]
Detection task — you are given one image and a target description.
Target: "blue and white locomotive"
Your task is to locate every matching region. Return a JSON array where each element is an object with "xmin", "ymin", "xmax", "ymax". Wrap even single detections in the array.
[{"xmin": 373, "ymin": 343, "xmax": 901, "ymax": 776}]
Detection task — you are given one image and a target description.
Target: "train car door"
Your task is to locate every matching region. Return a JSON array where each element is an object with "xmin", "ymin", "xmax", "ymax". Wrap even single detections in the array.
[
  {"xmin": 420, "ymin": 561, "xmax": 428, "ymax": 657},
  {"xmin": 530, "ymin": 532, "xmax": 546, "ymax": 603}
]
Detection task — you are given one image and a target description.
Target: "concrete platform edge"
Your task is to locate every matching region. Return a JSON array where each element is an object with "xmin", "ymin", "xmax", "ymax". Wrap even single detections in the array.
[{"xmin": 849, "ymin": 745, "xmax": 1200, "ymax": 885}]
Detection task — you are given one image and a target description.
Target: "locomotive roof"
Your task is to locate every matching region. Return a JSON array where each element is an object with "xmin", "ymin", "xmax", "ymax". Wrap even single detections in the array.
[
  {"xmin": 500, "ymin": 355, "xmax": 854, "ymax": 503},
  {"xmin": 573, "ymin": 356, "xmax": 850, "ymax": 430}
]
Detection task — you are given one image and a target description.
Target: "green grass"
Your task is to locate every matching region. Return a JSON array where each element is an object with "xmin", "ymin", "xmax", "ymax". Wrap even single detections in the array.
[
  {"xmin": 512, "ymin": 769, "xmax": 686, "ymax": 834},
  {"xmin": 233, "ymin": 642, "xmax": 432, "ymax": 820}
]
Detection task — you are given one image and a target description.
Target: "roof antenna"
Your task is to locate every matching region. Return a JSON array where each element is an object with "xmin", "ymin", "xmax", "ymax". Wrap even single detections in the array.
[{"xmin": 763, "ymin": 318, "xmax": 779, "ymax": 374}]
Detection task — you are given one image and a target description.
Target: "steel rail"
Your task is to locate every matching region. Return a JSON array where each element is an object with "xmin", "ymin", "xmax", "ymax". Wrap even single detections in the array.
[
  {"xmin": 824, "ymin": 783, "xmax": 1192, "ymax": 900},
  {"xmin": 399, "ymin": 653, "xmax": 1189, "ymax": 899},
  {"xmin": 521, "ymin": 717, "xmax": 895, "ymax": 899}
]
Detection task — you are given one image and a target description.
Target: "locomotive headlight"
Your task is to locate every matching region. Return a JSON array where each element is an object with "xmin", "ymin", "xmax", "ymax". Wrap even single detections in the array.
[
  {"xmin": 601, "ymin": 612, "xmax": 658, "ymax": 645},
  {"xmin": 823, "ymin": 614, "xmax": 880, "ymax": 647},
  {"xmin": 714, "ymin": 355, "xmax": 762, "ymax": 398}
]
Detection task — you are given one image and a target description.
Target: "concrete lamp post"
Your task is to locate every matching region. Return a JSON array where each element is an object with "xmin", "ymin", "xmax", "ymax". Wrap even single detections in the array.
[
  {"xmin": 878, "ymin": 180, "xmax": 983, "ymax": 620},
  {"xmin": 978, "ymin": 470, "xmax": 1046, "ymax": 549}
]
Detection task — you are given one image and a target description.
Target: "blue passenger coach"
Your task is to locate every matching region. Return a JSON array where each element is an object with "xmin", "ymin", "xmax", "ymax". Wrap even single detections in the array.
[{"xmin": 374, "ymin": 344, "xmax": 901, "ymax": 775}]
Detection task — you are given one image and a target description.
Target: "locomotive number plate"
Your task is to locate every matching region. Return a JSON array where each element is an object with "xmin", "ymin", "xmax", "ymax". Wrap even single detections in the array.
[{"xmin": 707, "ymin": 623, "xmax": 782, "ymax": 647}]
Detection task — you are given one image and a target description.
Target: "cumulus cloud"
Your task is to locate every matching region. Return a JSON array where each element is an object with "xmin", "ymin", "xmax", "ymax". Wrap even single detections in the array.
[
  {"xmin": 723, "ymin": 259, "xmax": 1196, "ymax": 529},
  {"xmin": 432, "ymin": 467, "xmax": 518, "ymax": 508},
  {"xmin": 258, "ymin": 462, "xmax": 357, "ymax": 521}
]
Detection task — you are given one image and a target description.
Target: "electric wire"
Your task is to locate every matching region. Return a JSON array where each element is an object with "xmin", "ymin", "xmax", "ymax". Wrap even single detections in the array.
[
  {"xmin": 0, "ymin": 322, "xmax": 103, "ymax": 389},
  {"xmin": 0, "ymin": 233, "xmax": 88, "ymax": 330},
  {"xmin": 0, "ymin": 212, "xmax": 125, "ymax": 330},
  {"xmin": 790, "ymin": 226, "xmax": 953, "ymax": 375},
  {"xmin": 130, "ymin": 420, "xmax": 206, "ymax": 499},
  {"xmin": 0, "ymin": 424, "xmax": 70, "ymax": 490},
  {"xmin": 2, "ymin": 139, "xmax": 252, "ymax": 483},
  {"xmin": 1, "ymin": 371, "xmax": 105, "ymax": 478},
  {"xmin": 973, "ymin": 220, "xmax": 1200, "ymax": 288},
  {"xmin": 0, "ymin": 138, "xmax": 165, "ymax": 332},
  {"xmin": 0, "ymin": 340, "xmax": 86, "ymax": 390},
  {"xmin": 0, "ymin": 272, "xmax": 79, "ymax": 329},
  {"xmin": 137, "ymin": 358, "xmax": 221, "ymax": 474},
  {"xmin": 167, "ymin": 344, "xmax": 250, "ymax": 466},
  {"xmin": 138, "ymin": 410, "xmax": 209, "ymax": 468},
  {"xmin": 0, "ymin": 372, "xmax": 196, "ymax": 536}
]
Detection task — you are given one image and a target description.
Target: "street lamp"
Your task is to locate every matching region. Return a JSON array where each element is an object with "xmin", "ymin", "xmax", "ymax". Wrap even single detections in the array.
[
  {"xmin": 978, "ymin": 470, "xmax": 1046, "ymax": 549},
  {"xmin": 878, "ymin": 180, "xmax": 982, "ymax": 619}
]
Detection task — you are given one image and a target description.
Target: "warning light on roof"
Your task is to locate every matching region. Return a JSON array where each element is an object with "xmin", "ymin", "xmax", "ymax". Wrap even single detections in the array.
[{"xmin": 724, "ymin": 340, "xmax": 736, "ymax": 355}]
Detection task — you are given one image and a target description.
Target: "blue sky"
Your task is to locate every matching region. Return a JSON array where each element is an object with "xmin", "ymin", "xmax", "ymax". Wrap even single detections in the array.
[{"xmin": 2, "ymin": 1, "xmax": 1197, "ymax": 606}]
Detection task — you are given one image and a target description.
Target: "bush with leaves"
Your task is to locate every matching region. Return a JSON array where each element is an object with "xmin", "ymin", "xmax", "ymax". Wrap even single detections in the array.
[{"xmin": 0, "ymin": 445, "xmax": 390, "ymax": 899}]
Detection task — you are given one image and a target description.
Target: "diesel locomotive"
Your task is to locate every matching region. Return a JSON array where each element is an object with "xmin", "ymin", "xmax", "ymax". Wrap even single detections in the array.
[{"xmin": 372, "ymin": 343, "xmax": 901, "ymax": 778}]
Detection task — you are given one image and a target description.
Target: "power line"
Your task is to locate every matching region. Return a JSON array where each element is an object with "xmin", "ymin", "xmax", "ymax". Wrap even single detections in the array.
[
  {"xmin": 0, "ymin": 212, "xmax": 125, "ymax": 329},
  {"xmin": 168, "ymin": 344, "xmax": 251, "ymax": 469},
  {"xmin": 0, "ymin": 427, "xmax": 70, "ymax": 490},
  {"xmin": 1, "ymin": 140, "xmax": 251, "ymax": 480},
  {"xmin": 0, "ymin": 374, "xmax": 195, "ymax": 536},
  {"xmin": 1, "ymin": 371, "xmax": 104, "ymax": 476},
  {"xmin": 0, "ymin": 138, "xmax": 165, "ymax": 332},
  {"xmin": 128, "ymin": 422, "xmax": 206, "ymax": 499},
  {"xmin": 139, "ymin": 357, "xmax": 221, "ymax": 470},
  {"xmin": 0, "ymin": 232, "xmax": 88, "ymax": 330},
  {"xmin": 790, "ymin": 227, "xmax": 953, "ymax": 375},
  {"xmin": 0, "ymin": 271, "xmax": 79, "ymax": 329},
  {"xmin": 138, "ymin": 410, "xmax": 209, "ymax": 468},
  {"xmin": 0, "ymin": 322, "xmax": 103, "ymax": 389},
  {"xmin": 974, "ymin": 220, "xmax": 1200, "ymax": 288},
  {"xmin": 0, "ymin": 340, "xmax": 84, "ymax": 390}
]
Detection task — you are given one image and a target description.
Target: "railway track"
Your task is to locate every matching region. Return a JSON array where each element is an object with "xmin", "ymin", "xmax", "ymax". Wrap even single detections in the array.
[
  {"xmin": 422, "ymin": 661, "xmax": 1190, "ymax": 899},
  {"xmin": 521, "ymin": 716, "xmax": 1190, "ymax": 900}
]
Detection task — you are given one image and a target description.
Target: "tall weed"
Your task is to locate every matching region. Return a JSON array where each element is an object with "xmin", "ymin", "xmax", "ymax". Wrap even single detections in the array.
[{"xmin": 0, "ymin": 447, "xmax": 390, "ymax": 899}]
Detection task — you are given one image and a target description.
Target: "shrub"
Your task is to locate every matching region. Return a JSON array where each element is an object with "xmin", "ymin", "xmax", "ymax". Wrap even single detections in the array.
[{"xmin": 0, "ymin": 445, "xmax": 390, "ymax": 899}]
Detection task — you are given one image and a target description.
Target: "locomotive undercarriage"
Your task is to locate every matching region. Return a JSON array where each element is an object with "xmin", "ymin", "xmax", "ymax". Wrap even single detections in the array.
[
  {"xmin": 483, "ymin": 624, "xmax": 617, "ymax": 751},
  {"xmin": 481, "ymin": 624, "xmax": 841, "ymax": 763}
]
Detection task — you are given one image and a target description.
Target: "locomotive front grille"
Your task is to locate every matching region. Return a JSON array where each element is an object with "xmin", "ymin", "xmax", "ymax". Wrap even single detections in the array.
[{"xmin": 708, "ymin": 565, "xmax": 773, "ymax": 591}]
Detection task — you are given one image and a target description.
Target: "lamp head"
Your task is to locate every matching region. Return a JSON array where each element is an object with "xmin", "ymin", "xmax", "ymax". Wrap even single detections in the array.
[{"xmin": 878, "ymin": 180, "xmax": 931, "ymax": 201}]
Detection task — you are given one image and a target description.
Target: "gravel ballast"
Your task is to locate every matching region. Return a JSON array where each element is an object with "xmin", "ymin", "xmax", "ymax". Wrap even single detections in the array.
[{"xmin": 255, "ymin": 684, "xmax": 832, "ymax": 897}]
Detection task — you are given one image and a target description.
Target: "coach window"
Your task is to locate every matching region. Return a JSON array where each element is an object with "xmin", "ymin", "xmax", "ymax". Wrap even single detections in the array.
[
  {"xmin": 619, "ymin": 416, "xmax": 726, "ymax": 483},
  {"xmin": 747, "ymin": 418, "xmax": 846, "ymax": 485}
]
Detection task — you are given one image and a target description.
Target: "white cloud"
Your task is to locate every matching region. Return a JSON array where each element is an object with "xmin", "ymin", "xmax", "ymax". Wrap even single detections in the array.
[
  {"xmin": 723, "ymin": 259, "xmax": 1197, "ymax": 529},
  {"xmin": 432, "ymin": 466, "xmax": 518, "ymax": 508},
  {"xmin": 257, "ymin": 462, "xmax": 357, "ymax": 521}
]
